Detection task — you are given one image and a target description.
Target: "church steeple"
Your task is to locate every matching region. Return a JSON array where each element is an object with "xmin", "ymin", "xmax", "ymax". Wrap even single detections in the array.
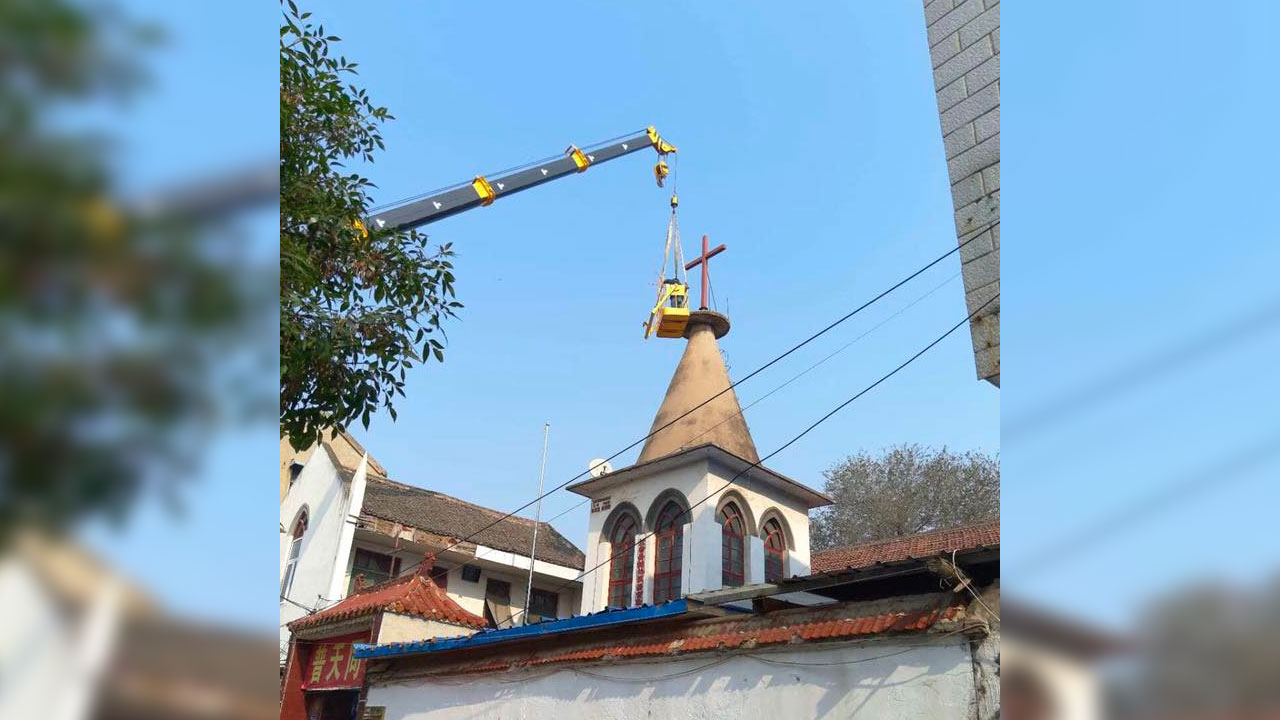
[{"xmin": 636, "ymin": 310, "xmax": 759, "ymax": 464}]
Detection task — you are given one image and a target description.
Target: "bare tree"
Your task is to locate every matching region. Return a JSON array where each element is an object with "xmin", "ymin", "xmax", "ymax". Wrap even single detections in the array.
[{"xmin": 811, "ymin": 444, "xmax": 999, "ymax": 548}]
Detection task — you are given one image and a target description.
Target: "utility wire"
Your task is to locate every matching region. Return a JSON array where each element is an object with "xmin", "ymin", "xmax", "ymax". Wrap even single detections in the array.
[
  {"xmin": 678, "ymin": 271, "xmax": 961, "ymax": 453},
  {"xmin": 503, "ymin": 294, "xmax": 997, "ymax": 627},
  {"xmin": 541, "ymin": 271, "xmax": 962, "ymax": 534},
  {"xmin": 391, "ymin": 221, "xmax": 999, "ymax": 582}
]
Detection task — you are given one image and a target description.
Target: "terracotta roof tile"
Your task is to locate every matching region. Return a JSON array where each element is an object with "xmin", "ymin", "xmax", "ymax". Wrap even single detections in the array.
[
  {"xmin": 289, "ymin": 567, "xmax": 486, "ymax": 632},
  {"xmin": 810, "ymin": 520, "xmax": 999, "ymax": 574},
  {"xmin": 379, "ymin": 594, "xmax": 970, "ymax": 676}
]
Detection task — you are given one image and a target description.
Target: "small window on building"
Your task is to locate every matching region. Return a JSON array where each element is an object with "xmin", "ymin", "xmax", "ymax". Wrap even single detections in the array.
[
  {"xmin": 718, "ymin": 502, "xmax": 746, "ymax": 587},
  {"xmin": 483, "ymin": 579, "xmax": 513, "ymax": 627},
  {"xmin": 348, "ymin": 548, "xmax": 400, "ymax": 594},
  {"xmin": 460, "ymin": 564, "xmax": 482, "ymax": 583},
  {"xmin": 280, "ymin": 512, "xmax": 307, "ymax": 600},
  {"xmin": 527, "ymin": 588, "xmax": 559, "ymax": 622},
  {"xmin": 607, "ymin": 513, "xmax": 638, "ymax": 608},
  {"xmin": 429, "ymin": 566, "xmax": 449, "ymax": 591},
  {"xmin": 763, "ymin": 518, "xmax": 787, "ymax": 583},
  {"xmin": 653, "ymin": 500, "xmax": 685, "ymax": 604},
  {"xmin": 288, "ymin": 460, "xmax": 304, "ymax": 487}
]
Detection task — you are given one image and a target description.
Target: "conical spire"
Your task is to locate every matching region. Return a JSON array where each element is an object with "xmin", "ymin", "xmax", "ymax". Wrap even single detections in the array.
[{"xmin": 637, "ymin": 311, "xmax": 759, "ymax": 464}]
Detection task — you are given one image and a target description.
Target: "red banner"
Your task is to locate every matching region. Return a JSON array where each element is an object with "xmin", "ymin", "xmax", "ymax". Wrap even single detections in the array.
[{"xmin": 302, "ymin": 642, "xmax": 365, "ymax": 689}]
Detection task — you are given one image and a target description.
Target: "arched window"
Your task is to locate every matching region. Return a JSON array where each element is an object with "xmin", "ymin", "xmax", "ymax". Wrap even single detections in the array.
[
  {"xmin": 719, "ymin": 503, "xmax": 746, "ymax": 587},
  {"xmin": 763, "ymin": 518, "xmax": 787, "ymax": 583},
  {"xmin": 652, "ymin": 501, "xmax": 685, "ymax": 603},
  {"xmin": 607, "ymin": 513, "xmax": 638, "ymax": 608},
  {"xmin": 280, "ymin": 511, "xmax": 307, "ymax": 599}
]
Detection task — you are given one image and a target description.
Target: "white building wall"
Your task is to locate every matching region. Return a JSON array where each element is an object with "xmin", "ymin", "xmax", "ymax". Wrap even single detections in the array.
[
  {"xmin": 366, "ymin": 640, "xmax": 977, "ymax": 720},
  {"xmin": 1002, "ymin": 637, "xmax": 1100, "ymax": 720},
  {"xmin": 437, "ymin": 560, "xmax": 577, "ymax": 626},
  {"xmin": 580, "ymin": 455, "xmax": 818, "ymax": 613},
  {"xmin": 279, "ymin": 446, "xmax": 359, "ymax": 651},
  {"xmin": 376, "ymin": 614, "xmax": 473, "ymax": 644}
]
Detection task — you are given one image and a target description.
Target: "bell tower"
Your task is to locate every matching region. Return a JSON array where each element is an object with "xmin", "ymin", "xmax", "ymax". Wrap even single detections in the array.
[{"xmin": 569, "ymin": 264, "xmax": 832, "ymax": 614}]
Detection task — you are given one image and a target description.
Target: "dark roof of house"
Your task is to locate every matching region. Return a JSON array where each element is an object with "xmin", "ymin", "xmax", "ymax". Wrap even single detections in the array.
[
  {"xmin": 362, "ymin": 477, "xmax": 586, "ymax": 570},
  {"xmin": 810, "ymin": 520, "xmax": 1000, "ymax": 574}
]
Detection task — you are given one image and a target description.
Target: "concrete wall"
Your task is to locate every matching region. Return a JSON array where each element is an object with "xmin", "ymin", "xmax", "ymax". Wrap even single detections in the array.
[
  {"xmin": 366, "ymin": 639, "xmax": 978, "ymax": 720},
  {"xmin": 377, "ymin": 613, "xmax": 473, "ymax": 644},
  {"xmin": 279, "ymin": 447, "xmax": 356, "ymax": 653},
  {"xmin": 923, "ymin": 0, "xmax": 1000, "ymax": 386},
  {"xmin": 437, "ymin": 557, "xmax": 577, "ymax": 626},
  {"xmin": 1001, "ymin": 638, "xmax": 1100, "ymax": 720},
  {"xmin": 580, "ymin": 455, "xmax": 813, "ymax": 614}
]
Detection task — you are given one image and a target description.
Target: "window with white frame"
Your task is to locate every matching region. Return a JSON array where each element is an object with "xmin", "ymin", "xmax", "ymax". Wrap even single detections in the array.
[{"xmin": 280, "ymin": 512, "xmax": 308, "ymax": 599}]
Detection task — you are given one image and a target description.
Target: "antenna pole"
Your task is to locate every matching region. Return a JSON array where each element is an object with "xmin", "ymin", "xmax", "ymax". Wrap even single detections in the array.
[{"xmin": 522, "ymin": 422, "xmax": 550, "ymax": 625}]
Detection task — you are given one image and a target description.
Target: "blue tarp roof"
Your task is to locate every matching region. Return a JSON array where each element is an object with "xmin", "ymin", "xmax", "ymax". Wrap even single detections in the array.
[{"xmin": 354, "ymin": 600, "xmax": 696, "ymax": 659}]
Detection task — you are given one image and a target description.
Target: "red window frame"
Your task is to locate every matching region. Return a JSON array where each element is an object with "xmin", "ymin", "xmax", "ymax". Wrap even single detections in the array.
[
  {"xmin": 653, "ymin": 501, "xmax": 685, "ymax": 603},
  {"xmin": 719, "ymin": 503, "xmax": 746, "ymax": 587},
  {"xmin": 607, "ymin": 514, "xmax": 637, "ymax": 608},
  {"xmin": 763, "ymin": 518, "xmax": 786, "ymax": 583}
]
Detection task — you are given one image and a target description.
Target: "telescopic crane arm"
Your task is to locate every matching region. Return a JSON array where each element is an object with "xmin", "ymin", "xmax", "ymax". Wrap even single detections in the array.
[{"xmin": 363, "ymin": 126, "xmax": 677, "ymax": 234}]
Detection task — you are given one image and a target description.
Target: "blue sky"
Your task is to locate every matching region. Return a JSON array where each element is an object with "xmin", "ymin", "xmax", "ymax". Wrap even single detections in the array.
[
  {"xmin": 1002, "ymin": 1, "xmax": 1280, "ymax": 629},
  {"xmin": 295, "ymin": 0, "xmax": 997, "ymax": 581},
  {"xmin": 82, "ymin": 1, "xmax": 1279, "ymax": 635}
]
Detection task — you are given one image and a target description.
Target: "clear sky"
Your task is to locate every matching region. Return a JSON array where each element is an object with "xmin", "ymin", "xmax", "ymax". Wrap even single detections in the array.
[
  {"xmin": 82, "ymin": 2, "xmax": 1279, "ymax": 637},
  {"xmin": 1001, "ymin": 1, "xmax": 1280, "ymax": 630},
  {"xmin": 294, "ymin": 0, "xmax": 998, "ymax": 582}
]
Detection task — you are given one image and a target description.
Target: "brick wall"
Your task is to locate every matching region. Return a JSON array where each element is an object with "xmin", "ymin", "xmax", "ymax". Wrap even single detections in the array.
[{"xmin": 923, "ymin": 0, "xmax": 1000, "ymax": 386}]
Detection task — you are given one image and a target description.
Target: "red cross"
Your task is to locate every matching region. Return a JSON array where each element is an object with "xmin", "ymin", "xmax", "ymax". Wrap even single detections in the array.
[{"xmin": 684, "ymin": 235, "xmax": 726, "ymax": 310}]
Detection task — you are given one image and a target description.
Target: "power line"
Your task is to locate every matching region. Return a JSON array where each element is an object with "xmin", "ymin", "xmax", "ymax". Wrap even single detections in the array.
[
  {"xmin": 677, "ymin": 270, "xmax": 961, "ymax": 453},
  {"xmin": 395, "ymin": 221, "xmax": 998, "ymax": 579},
  {"xmin": 504, "ymin": 294, "xmax": 997, "ymax": 627},
  {"xmin": 541, "ymin": 271, "xmax": 962, "ymax": 533}
]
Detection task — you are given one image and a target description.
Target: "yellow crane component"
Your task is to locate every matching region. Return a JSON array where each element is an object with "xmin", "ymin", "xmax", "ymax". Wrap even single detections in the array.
[
  {"xmin": 644, "ymin": 193, "xmax": 691, "ymax": 339},
  {"xmin": 364, "ymin": 126, "xmax": 677, "ymax": 232}
]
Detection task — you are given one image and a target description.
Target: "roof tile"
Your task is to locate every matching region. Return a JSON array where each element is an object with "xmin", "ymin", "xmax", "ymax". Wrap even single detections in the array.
[
  {"xmin": 362, "ymin": 478, "xmax": 585, "ymax": 570},
  {"xmin": 289, "ymin": 567, "xmax": 487, "ymax": 632},
  {"xmin": 380, "ymin": 594, "xmax": 969, "ymax": 677},
  {"xmin": 810, "ymin": 520, "xmax": 999, "ymax": 574}
]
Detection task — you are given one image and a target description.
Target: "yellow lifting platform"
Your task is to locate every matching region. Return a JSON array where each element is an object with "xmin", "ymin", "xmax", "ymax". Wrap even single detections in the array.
[{"xmin": 644, "ymin": 193, "xmax": 691, "ymax": 339}]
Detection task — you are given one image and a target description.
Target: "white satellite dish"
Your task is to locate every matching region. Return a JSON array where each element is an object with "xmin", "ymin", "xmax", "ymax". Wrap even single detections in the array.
[{"xmin": 588, "ymin": 458, "xmax": 613, "ymax": 478}]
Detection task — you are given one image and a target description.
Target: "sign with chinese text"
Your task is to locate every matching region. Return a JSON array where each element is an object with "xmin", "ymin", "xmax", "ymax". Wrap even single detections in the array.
[
  {"xmin": 591, "ymin": 496, "xmax": 611, "ymax": 513},
  {"xmin": 303, "ymin": 642, "xmax": 366, "ymax": 689}
]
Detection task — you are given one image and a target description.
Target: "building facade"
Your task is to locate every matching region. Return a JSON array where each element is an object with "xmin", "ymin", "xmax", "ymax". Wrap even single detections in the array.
[
  {"xmin": 279, "ymin": 436, "xmax": 585, "ymax": 661},
  {"xmin": 922, "ymin": 0, "xmax": 1000, "ymax": 386}
]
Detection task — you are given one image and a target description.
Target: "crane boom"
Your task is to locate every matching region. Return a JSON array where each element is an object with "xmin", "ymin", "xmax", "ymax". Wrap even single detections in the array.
[{"xmin": 364, "ymin": 126, "xmax": 676, "ymax": 234}]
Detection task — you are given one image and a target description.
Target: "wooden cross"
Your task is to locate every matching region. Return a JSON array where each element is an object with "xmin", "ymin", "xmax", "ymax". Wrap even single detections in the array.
[{"xmin": 684, "ymin": 235, "xmax": 726, "ymax": 310}]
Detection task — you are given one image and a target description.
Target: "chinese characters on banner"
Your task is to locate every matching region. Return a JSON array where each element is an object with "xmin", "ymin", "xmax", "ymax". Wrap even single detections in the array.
[
  {"xmin": 634, "ymin": 540, "xmax": 646, "ymax": 606},
  {"xmin": 303, "ymin": 642, "xmax": 366, "ymax": 689}
]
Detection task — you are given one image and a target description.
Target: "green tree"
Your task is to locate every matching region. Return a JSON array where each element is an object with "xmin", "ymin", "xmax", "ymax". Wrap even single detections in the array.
[
  {"xmin": 811, "ymin": 444, "xmax": 999, "ymax": 548},
  {"xmin": 280, "ymin": 1, "xmax": 459, "ymax": 450},
  {"xmin": 0, "ymin": 2, "xmax": 269, "ymax": 537}
]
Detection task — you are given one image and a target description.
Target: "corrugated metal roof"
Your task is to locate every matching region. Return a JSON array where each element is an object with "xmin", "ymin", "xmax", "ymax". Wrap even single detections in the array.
[
  {"xmin": 355, "ymin": 600, "xmax": 695, "ymax": 659},
  {"xmin": 355, "ymin": 593, "xmax": 970, "ymax": 675}
]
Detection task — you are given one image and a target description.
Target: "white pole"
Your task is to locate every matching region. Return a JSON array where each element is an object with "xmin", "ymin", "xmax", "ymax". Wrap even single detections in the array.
[{"xmin": 522, "ymin": 422, "xmax": 550, "ymax": 625}]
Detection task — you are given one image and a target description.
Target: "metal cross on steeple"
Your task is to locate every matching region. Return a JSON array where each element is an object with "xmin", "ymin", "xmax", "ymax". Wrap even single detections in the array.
[{"xmin": 684, "ymin": 234, "xmax": 726, "ymax": 311}]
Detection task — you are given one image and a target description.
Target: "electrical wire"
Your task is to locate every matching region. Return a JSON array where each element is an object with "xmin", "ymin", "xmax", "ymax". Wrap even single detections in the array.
[
  {"xmin": 548, "ymin": 271, "xmax": 961, "ymax": 524},
  {"xmin": 503, "ymin": 293, "xmax": 998, "ymax": 627},
  {"xmin": 677, "ymin": 270, "xmax": 961, "ymax": 453},
  {"xmin": 391, "ymin": 220, "xmax": 998, "ymax": 582}
]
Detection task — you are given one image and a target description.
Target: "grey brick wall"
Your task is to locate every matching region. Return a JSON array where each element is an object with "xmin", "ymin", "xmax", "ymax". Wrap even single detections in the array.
[{"xmin": 923, "ymin": 0, "xmax": 999, "ymax": 386}]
